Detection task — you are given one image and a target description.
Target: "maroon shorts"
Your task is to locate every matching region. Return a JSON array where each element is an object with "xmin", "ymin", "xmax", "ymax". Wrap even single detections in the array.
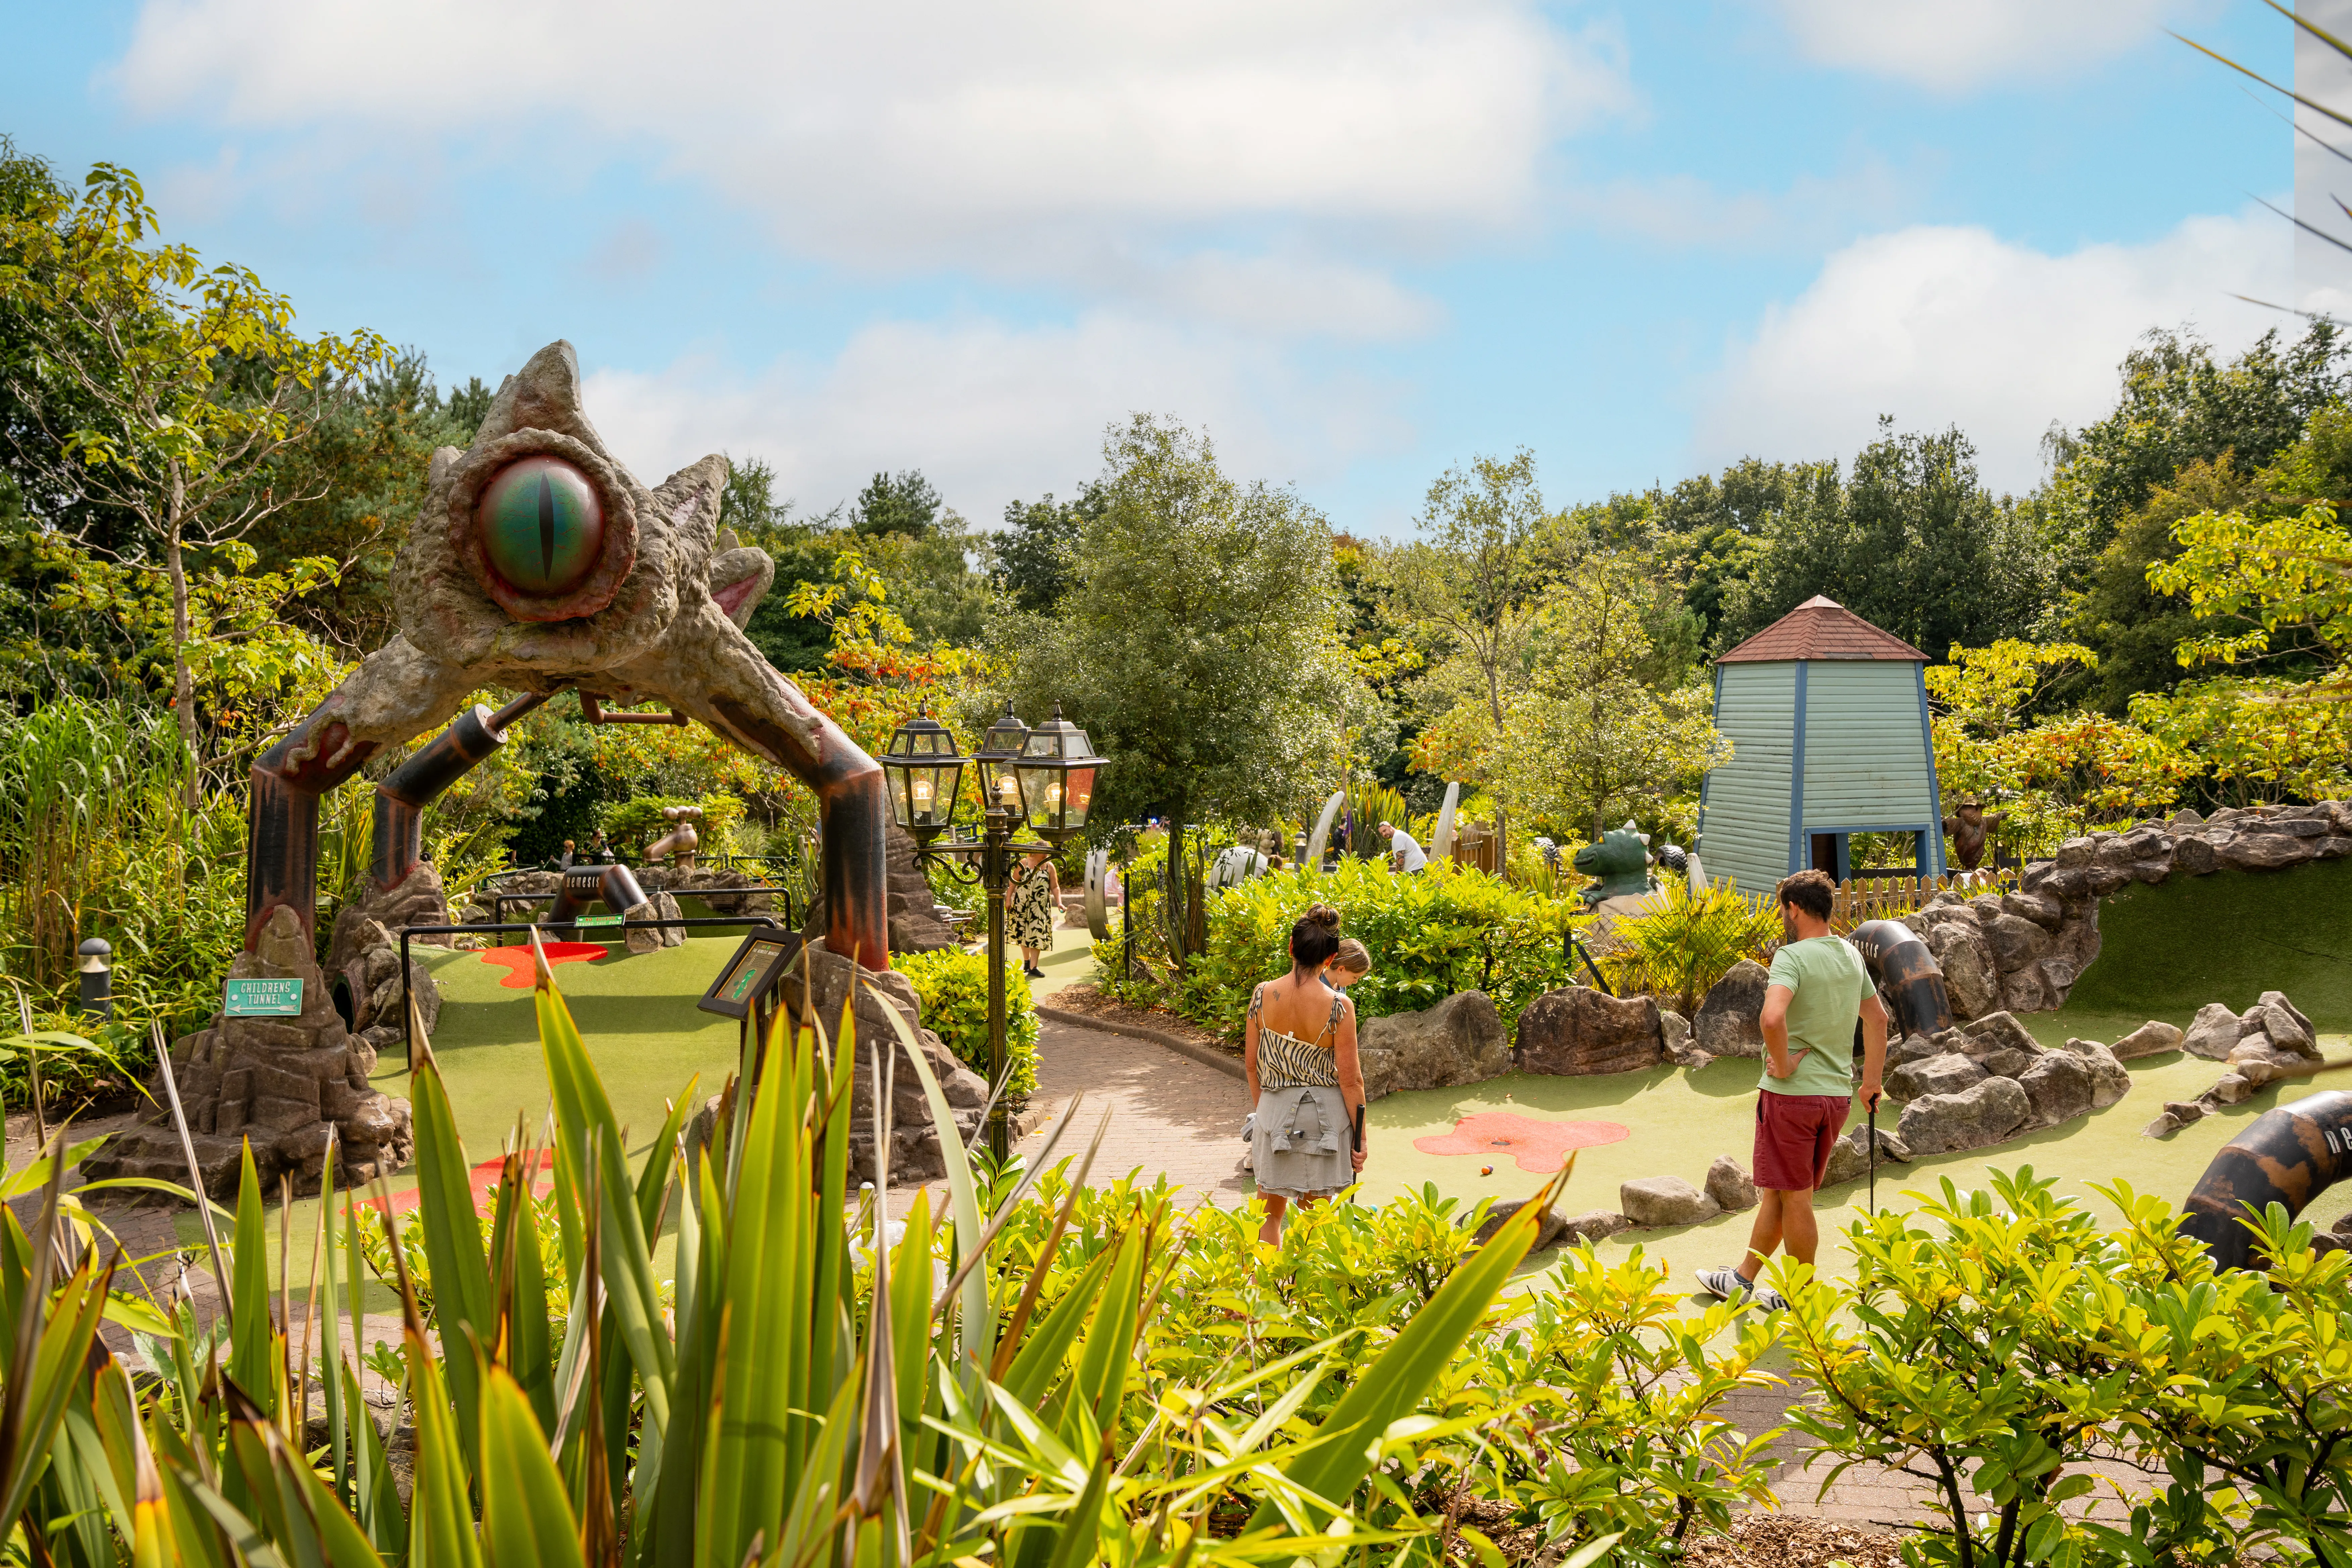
[{"xmin": 1754, "ymin": 1092, "xmax": 1850, "ymax": 1192}]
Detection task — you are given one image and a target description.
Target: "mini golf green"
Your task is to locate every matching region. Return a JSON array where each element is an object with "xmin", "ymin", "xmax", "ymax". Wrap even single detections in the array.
[
  {"xmin": 1359, "ymin": 1045, "xmax": 2351, "ymax": 1294},
  {"xmin": 2024, "ymin": 857, "xmax": 2352, "ymax": 1049}
]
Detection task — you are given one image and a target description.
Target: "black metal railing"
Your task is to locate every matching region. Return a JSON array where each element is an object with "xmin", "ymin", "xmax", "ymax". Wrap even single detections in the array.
[{"xmin": 395, "ymin": 914, "xmax": 785, "ymax": 1071}]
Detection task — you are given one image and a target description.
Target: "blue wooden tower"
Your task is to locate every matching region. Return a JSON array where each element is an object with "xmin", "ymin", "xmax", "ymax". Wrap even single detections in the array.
[{"xmin": 1696, "ymin": 595, "xmax": 1945, "ymax": 894}]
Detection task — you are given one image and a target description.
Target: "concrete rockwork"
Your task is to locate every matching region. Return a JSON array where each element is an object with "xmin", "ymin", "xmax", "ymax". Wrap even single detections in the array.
[
  {"xmin": 85, "ymin": 906, "xmax": 416, "ymax": 1199},
  {"xmin": 1919, "ymin": 800, "xmax": 2352, "ymax": 1016},
  {"xmin": 1358, "ymin": 990, "xmax": 1512, "ymax": 1101}
]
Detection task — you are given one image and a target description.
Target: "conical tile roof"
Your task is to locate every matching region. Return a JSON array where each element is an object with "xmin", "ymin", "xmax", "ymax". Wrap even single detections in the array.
[{"xmin": 1716, "ymin": 595, "xmax": 1927, "ymax": 664}]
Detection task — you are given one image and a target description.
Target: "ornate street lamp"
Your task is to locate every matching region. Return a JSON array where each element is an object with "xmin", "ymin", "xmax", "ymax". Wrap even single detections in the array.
[
  {"xmin": 1015, "ymin": 702, "xmax": 1098, "ymax": 842},
  {"xmin": 878, "ymin": 700, "xmax": 1106, "ymax": 1161},
  {"xmin": 880, "ymin": 704, "xmax": 963, "ymax": 837}
]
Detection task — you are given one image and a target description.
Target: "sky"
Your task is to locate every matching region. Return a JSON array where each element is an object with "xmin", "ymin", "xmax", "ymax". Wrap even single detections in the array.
[{"xmin": 0, "ymin": 1, "xmax": 2324, "ymax": 536}]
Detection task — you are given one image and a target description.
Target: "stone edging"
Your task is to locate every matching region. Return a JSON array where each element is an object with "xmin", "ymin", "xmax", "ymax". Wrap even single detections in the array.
[{"xmin": 1034, "ymin": 1003, "xmax": 1246, "ymax": 1082}]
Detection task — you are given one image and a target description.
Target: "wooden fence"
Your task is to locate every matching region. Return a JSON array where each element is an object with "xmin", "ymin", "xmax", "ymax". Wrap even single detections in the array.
[{"xmin": 1826, "ymin": 868, "xmax": 2016, "ymax": 931}]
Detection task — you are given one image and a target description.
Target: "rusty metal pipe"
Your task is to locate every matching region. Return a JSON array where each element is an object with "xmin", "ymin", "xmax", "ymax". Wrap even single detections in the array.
[
  {"xmin": 547, "ymin": 864, "xmax": 648, "ymax": 926},
  {"xmin": 1847, "ymin": 919, "xmax": 1954, "ymax": 1039},
  {"xmin": 370, "ymin": 704, "xmax": 511, "ymax": 890},
  {"xmin": 245, "ymin": 721, "xmax": 381, "ymax": 950},
  {"xmin": 2178, "ymin": 1089, "xmax": 2352, "ymax": 1271}
]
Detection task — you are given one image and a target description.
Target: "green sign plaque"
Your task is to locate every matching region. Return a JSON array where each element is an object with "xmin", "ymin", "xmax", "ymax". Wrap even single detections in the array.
[{"xmin": 223, "ymin": 977, "xmax": 303, "ymax": 1017}]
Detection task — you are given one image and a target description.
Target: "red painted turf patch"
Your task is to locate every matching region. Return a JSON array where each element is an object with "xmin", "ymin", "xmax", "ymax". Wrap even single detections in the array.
[
  {"xmin": 477, "ymin": 942, "xmax": 608, "ymax": 988},
  {"xmin": 1412, "ymin": 1112, "xmax": 1630, "ymax": 1173},
  {"xmin": 347, "ymin": 1156, "xmax": 554, "ymax": 1220}
]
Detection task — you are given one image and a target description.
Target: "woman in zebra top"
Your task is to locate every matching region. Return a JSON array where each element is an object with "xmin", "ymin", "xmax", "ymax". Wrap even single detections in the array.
[{"xmin": 1243, "ymin": 903, "xmax": 1366, "ymax": 1244}]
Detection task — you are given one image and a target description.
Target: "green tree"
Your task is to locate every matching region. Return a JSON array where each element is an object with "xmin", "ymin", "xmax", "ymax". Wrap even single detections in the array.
[
  {"xmin": 1716, "ymin": 421, "xmax": 2052, "ymax": 658},
  {"xmin": 2043, "ymin": 323, "xmax": 2350, "ymax": 566},
  {"xmin": 991, "ymin": 412, "xmax": 1362, "ymax": 847},
  {"xmin": 995, "ymin": 484, "xmax": 1104, "ymax": 614},
  {"xmin": 1388, "ymin": 451, "xmax": 1552, "ymax": 740},
  {"xmin": 0, "ymin": 161, "xmax": 387, "ymax": 796},
  {"xmin": 851, "ymin": 467, "xmax": 943, "ymax": 537}
]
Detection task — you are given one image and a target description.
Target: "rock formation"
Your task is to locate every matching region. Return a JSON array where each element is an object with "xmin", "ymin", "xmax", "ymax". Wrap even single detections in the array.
[
  {"xmin": 1704, "ymin": 1154, "xmax": 1759, "ymax": 1213},
  {"xmin": 1357, "ymin": 991, "xmax": 1512, "ymax": 1100},
  {"xmin": 2142, "ymin": 989, "xmax": 2325, "ymax": 1137},
  {"xmin": 773, "ymin": 938, "xmax": 987, "ymax": 1181},
  {"xmin": 1515, "ymin": 986, "xmax": 1664, "ymax": 1076},
  {"xmin": 1693, "ymin": 960, "xmax": 1769, "ymax": 1058},
  {"xmin": 1921, "ymin": 801, "xmax": 2352, "ymax": 1016},
  {"xmin": 85, "ymin": 906, "xmax": 415, "ymax": 1199},
  {"xmin": 1618, "ymin": 1174, "xmax": 1720, "ymax": 1227}
]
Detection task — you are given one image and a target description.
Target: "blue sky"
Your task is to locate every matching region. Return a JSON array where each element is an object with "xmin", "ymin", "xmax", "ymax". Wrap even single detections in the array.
[{"xmin": 0, "ymin": 1, "xmax": 2309, "ymax": 535}]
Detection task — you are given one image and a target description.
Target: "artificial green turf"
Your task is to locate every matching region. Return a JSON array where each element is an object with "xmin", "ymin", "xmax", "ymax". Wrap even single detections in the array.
[
  {"xmin": 192, "ymin": 864, "xmax": 2352, "ymax": 1312},
  {"xmin": 2025, "ymin": 858, "xmax": 2352, "ymax": 1049}
]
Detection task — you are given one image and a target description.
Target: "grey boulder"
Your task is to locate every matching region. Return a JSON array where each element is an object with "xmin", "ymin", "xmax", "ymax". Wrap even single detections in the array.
[
  {"xmin": 1466, "ymin": 1197, "xmax": 1569, "ymax": 1251},
  {"xmin": 1822, "ymin": 1122, "xmax": 1912, "ymax": 1187},
  {"xmin": 1618, "ymin": 1176, "xmax": 1721, "ymax": 1228},
  {"xmin": 1897, "ymin": 1076, "xmax": 2032, "ymax": 1157},
  {"xmin": 1886, "ymin": 1052, "xmax": 1987, "ymax": 1105},
  {"xmin": 1515, "ymin": 987, "xmax": 1663, "ymax": 1077},
  {"xmin": 1705, "ymin": 1155, "xmax": 1759, "ymax": 1213},
  {"xmin": 1359, "ymin": 990, "xmax": 1512, "ymax": 1100},
  {"xmin": 2018, "ymin": 1051, "xmax": 2096, "ymax": 1129},
  {"xmin": 1694, "ymin": 960, "xmax": 1769, "ymax": 1059},
  {"xmin": 1961, "ymin": 1011, "xmax": 2044, "ymax": 1060},
  {"xmin": 2109, "ymin": 1020, "xmax": 2183, "ymax": 1061},
  {"xmin": 2054, "ymin": 1038, "xmax": 2133, "ymax": 1110},
  {"xmin": 1559, "ymin": 1209, "xmax": 1632, "ymax": 1246},
  {"xmin": 2182, "ymin": 1002, "xmax": 2243, "ymax": 1061}
]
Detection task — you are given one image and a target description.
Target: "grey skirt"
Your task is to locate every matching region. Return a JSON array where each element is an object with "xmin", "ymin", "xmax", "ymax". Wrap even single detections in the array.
[{"xmin": 1251, "ymin": 1084, "xmax": 1355, "ymax": 1200}]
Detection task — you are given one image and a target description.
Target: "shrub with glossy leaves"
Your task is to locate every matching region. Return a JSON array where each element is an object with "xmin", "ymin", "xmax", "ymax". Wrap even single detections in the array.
[
  {"xmin": 897, "ymin": 942, "xmax": 1040, "ymax": 1103},
  {"xmin": 1097, "ymin": 857, "xmax": 1579, "ymax": 1037}
]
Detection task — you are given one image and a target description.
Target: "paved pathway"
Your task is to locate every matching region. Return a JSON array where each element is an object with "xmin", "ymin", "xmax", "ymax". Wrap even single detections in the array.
[{"xmin": 1014, "ymin": 1017, "xmax": 1252, "ymax": 1202}]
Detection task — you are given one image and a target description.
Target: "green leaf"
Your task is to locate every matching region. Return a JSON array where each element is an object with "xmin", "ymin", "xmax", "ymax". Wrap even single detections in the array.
[{"xmin": 481, "ymin": 1365, "xmax": 585, "ymax": 1568}]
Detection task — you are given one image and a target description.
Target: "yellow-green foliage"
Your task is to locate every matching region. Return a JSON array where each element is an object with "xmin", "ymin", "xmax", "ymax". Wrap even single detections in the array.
[
  {"xmin": 897, "ymin": 944, "xmax": 1040, "ymax": 1103},
  {"xmin": 1097, "ymin": 856, "xmax": 1578, "ymax": 1037}
]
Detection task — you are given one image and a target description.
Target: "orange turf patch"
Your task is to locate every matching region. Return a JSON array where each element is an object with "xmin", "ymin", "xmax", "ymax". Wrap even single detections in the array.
[
  {"xmin": 346, "ymin": 1155, "xmax": 555, "ymax": 1221},
  {"xmin": 477, "ymin": 941, "xmax": 608, "ymax": 988},
  {"xmin": 1412, "ymin": 1112, "xmax": 1630, "ymax": 1174}
]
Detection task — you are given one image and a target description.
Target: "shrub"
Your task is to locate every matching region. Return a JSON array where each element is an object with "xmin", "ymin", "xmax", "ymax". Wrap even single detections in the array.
[
  {"xmin": 1779, "ymin": 1167, "xmax": 2352, "ymax": 1567},
  {"xmin": 1096, "ymin": 856, "xmax": 1579, "ymax": 1038},
  {"xmin": 1439, "ymin": 1242, "xmax": 1784, "ymax": 1566},
  {"xmin": 1601, "ymin": 879, "xmax": 1781, "ymax": 1017},
  {"xmin": 898, "ymin": 944, "xmax": 1040, "ymax": 1103}
]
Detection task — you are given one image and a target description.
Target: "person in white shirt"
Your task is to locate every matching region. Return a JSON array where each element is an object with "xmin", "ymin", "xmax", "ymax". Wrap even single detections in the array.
[{"xmin": 1378, "ymin": 821, "xmax": 1428, "ymax": 874}]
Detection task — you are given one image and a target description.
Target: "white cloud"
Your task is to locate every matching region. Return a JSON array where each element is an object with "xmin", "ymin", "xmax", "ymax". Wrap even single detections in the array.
[
  {"xmin": 1694, "ymin": 207, "xmax": 2291, "ymax": 493},
  {"xmin": 1772, "ymin": 0, "xmax": 2216, "ymax": 92},
  {"xmin": 581, "ymin": 313, "xmax": 1410, "ymax": 525},
  {"xmin": 112, "ymin": 0, "xmax": 1630, "ymax": 304}
]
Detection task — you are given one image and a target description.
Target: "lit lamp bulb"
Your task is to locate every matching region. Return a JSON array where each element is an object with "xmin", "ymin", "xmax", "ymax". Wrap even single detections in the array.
[
  {"xmin": 1043, "ymin": 781, "xmax": 1062, "ymax": 811},
  {"xmin": 996, "ymin": 773, "xmax": 1019, "ymax": 809},
  {"xmin": 912, "ymin": 777, "xmax": 933, "ymax": 809}
]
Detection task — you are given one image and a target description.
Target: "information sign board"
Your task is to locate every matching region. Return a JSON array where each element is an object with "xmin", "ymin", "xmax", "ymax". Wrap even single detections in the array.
[{"xmin": 224, "ymin": 977, "xmax": 303, "ymax": 1017}]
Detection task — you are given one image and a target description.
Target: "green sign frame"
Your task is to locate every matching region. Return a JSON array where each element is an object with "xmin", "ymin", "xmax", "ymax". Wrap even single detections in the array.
[{"xmin": 224, "ymin": 977, "xmax": 303, "ymax": 1017}]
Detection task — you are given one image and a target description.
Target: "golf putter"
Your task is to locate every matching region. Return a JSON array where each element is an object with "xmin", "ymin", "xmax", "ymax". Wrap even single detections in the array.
[{"xmin": 1867, "ymin": 1094, "xmax": 1878, "ymax": 1216}]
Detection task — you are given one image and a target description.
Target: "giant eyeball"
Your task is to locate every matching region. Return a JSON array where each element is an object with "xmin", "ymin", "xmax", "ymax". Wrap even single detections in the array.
[{"xmin": 478, "ymin": 456, "xmax": 605, "ymax": 596}]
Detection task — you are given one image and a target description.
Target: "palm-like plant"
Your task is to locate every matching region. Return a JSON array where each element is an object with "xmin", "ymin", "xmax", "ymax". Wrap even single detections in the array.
[{"xmin": 1601, "ymin": 881, "xmax": 1781, "ymax": 1018}]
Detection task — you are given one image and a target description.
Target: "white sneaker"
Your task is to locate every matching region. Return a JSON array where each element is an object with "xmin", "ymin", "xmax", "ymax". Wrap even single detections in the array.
[{"xmin": 1698, "ymin": 1266, "xmax": 1788, "ymax": 1311}]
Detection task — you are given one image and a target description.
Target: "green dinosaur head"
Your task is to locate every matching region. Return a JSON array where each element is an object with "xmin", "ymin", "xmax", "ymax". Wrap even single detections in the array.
[{"xmin": 1573, "ymin": 829, "xmax": 1651, "ymax": 905}]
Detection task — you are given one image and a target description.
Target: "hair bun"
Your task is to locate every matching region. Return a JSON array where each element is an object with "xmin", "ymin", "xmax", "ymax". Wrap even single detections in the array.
[{"xmin": 1303, "ymin": 902, "xmax": 1340, "ymax": 931}]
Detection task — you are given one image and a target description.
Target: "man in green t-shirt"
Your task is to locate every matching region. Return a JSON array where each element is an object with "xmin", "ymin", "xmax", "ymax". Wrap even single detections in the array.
[{"xmin": 1699, "ymin": 868, "xmax": 1886, "ymax": 1310}]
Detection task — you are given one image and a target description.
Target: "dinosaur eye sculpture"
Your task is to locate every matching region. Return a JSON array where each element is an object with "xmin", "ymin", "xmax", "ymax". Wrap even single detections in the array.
[{"xmin": 478, "ymin": 455, "xmax": 605, "ymax": 596}]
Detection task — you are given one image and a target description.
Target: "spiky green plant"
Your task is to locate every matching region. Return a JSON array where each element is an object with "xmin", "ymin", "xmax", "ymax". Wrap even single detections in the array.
[{"xmin": 0, "ymin": 933, "xmax": 1571, "ymax": 1564}]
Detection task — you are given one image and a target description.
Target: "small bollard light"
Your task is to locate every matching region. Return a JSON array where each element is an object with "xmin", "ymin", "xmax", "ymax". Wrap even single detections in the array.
[{"xmin": 78, "ymin": 937, "xmax": 112, "ymax": 1020}]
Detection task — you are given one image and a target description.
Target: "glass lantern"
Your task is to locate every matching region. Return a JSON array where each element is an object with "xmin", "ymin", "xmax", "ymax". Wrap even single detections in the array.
[
  {"xmin": 976, "ymin": 702, "xmax": 1032, "ymax": 820},
  {"xmin": 1015, "ymin": 702, "xmax": 1104, "ymax": 842},
  {"xmin": 879, "ymin": 705, "xmax": 964, "ymax": 841}
]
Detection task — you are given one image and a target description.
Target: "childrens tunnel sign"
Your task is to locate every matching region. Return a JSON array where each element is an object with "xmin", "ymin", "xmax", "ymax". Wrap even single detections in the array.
[{"xmin": 223, "ymin": 977, "xmax": 303, "ymax": 1017}]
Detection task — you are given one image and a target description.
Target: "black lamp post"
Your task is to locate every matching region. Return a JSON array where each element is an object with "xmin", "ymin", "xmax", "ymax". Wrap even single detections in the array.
[{"xmin": 880, "ymin": 700, "xmax": 1105, "ymax": 1161}]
